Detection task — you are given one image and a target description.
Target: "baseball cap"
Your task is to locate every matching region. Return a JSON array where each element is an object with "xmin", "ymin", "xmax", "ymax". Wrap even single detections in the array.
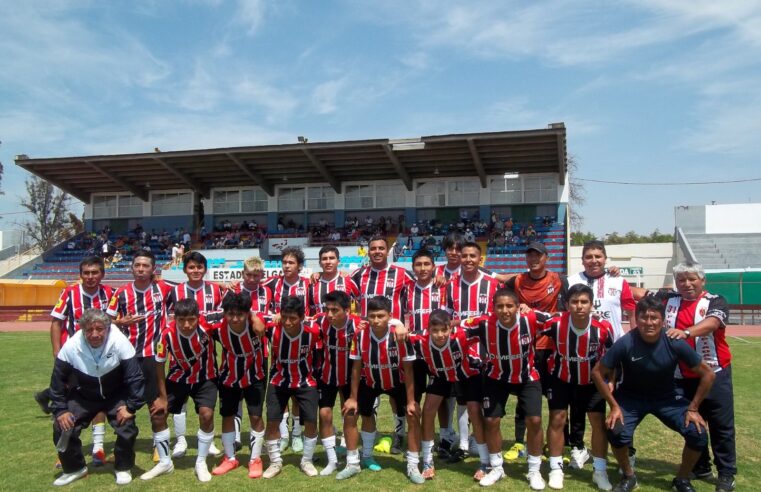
[{"xmin": 525, "ymin": 242, "xmax": 548, "ymax": 255}]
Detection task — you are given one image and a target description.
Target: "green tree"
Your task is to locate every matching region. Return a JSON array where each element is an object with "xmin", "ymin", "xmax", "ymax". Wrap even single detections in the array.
[{"xmin": 570, "ymin": 231, "xmax": 598, "ymax": 246}]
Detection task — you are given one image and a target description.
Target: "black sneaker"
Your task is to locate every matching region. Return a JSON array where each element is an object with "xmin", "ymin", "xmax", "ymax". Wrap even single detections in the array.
[
  {"xmin": 34, "ymin": 391, "xmax": 52, "ymax": 415},
  {"xmin": 672, "ymin": 477, "xmax": 697, "ymax": 492},
  {"xmin": 437, "ymin": 439, "xmax": 452, "ymax": 460},
  {"xmin": 715, "ymin": 474, "xmax": 736, "ymax": 492},
  {"xmin": 447, "ymin": 448, "xmax": 468, "ymax": 464},
  {"xmin": 613, "ymin": 474, "xmax": 638, "ymax": 492}
]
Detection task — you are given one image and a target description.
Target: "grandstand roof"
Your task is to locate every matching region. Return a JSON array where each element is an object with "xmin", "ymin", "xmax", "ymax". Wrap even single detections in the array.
[{"xmin": 15, "ymin": 124, "xmax": 567, "ymax": 203}]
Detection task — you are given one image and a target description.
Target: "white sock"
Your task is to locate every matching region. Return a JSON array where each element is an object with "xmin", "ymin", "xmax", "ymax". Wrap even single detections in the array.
[
  {"xmin": 528, "ymin": 454, "xmax": 542, "ymax": 473},
  {"xmin": 196, "ymin": 429, "xmax": 214, "ymax": 465},
  {"xmin": 490, "ymin": 452, "xmax": 503, "ymax": 469},
  {"xmin": 457, "ymin": 405, "xmax": 469, "ymax": 449},
  {"xmin": 266, "ymin": 439, "xmax": 282, "ymax": 465},
  {"xmin": 293, "ymin": 421, "xmax": 303, "ymax": 438},
  {"xmin": 221, "ymin": 431, "xmax": 236, "ymax": 459},
  {"xmin": 92, "ymin": 423, "xmax": 105, "ymax": 452},
  {"xmin": 360, "ymin": 430, "xmax": 376, "ymax": 459},
  {"xmin": 478, "ymin": 442, "xmax": 489, "ymax": 465},
  {"xmin": 302, "ymin": 435, "xmax": 317, "ymax": 463},
  {"xmin": 406, "ymin": 450, "xmax": 420, "ymax": 472},
  {"xmin": 347, "ymin": 449, "xmax": 360, "ymax": 466},
  {"xmin": 323, "ymin": 435, "xmax": 337, "ymax": 465},
  {"xmin": 393, "ymin": 414, "xmax": 406, "ymax": 436},
  {"xmin": 550, "ymin": 456, "xmax": 563, "ymax": 470},
  {"xmin": 250, "ymin": 429, "xmax": 265, "ymax": 460},
  {"xmin": 279, "ymin": 412, "xmax": 289, "ymax": 438},
  {"xmin": 422, "ymin": 440, "xmax": 434, "ymax": 466},
  {"xmin": 154, "ymin": 429, "xmax": 171, "ymax": 465},
  {"xmin": 234, "ymin": 414, "xmax": 242, "ymax": 443},
  {"xmin": 340, "ymin": 434, "xmax": 347, "ymax": 448},
  {"xmin": 173, "ymin": 411, "xmax": 187, "ymax": 439},
  {"xmin": 592, "ymin": 456, "xmax": 607, "ymax": 472}
]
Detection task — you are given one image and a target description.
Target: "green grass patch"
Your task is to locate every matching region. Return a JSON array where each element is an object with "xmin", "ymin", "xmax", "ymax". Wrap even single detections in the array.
[{"xmin": 0, "ymin": 332, "xmax": 758, "ymax": 491}]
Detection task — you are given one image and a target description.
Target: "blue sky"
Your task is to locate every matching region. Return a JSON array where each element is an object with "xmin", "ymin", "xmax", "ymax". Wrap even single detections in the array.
[{"xmin": 1, "ymin": 0, "xmax": 760, "ymax": 236}]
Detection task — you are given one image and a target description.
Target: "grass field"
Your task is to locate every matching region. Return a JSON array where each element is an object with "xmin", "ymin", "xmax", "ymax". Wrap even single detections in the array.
[{"xmin": 1, "ymin": 332, "xmax": 759, "ymax": 491}]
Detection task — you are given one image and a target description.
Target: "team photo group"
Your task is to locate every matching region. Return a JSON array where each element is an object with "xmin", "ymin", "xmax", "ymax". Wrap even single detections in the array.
[{"xmin": 40, "ymin": 233, "xmax": 736, "ymax": 492}]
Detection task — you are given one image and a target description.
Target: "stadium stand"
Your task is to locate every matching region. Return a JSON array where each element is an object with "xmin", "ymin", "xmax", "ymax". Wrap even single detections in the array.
[
  {"xmin": 485, "ymin": 218, "xmax": 566, "ymax": 274},
  {"xmin": 682, "ymin": 233, "xmax": 761, "ymax": 270}
]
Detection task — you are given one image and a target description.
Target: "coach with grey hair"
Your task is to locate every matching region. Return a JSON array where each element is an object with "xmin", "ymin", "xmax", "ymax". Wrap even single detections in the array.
[
  {"xmin": 656, "ymin": 261, "xmax": 736, "ymax": 492},
  {"xmin": 49, "ymin": 308, "xmax": 145, "ymax": 486}
]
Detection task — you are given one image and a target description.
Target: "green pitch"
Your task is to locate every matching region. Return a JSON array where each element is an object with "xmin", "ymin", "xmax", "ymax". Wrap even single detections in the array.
[{"xmin": 1, "ymin": 332, "xmax": 758, "ymax": 491}]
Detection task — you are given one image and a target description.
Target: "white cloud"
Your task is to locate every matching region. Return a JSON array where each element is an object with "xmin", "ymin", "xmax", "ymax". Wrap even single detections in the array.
[
  {"xmin": 311, "ymin": 78, "xmax": 348, "ymax": 114},
  {"xmin": 232, "ymin": 78, "xmax": 298, "ymax": 122},
  {"xmin": 234, "ymin": 0, "xmax": 266, "ymax": 35}
]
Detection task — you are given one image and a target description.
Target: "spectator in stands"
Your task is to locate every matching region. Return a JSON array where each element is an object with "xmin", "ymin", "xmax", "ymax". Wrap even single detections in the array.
[
  {"xmin": 392, "ymin": 240, "xmax": 404, "ymax": 262},
  {"xmin": 330, "ymin": 230, "xmax": 341, "ymax": 242},
  {"xmin": 526, "ymin": 224, "xmax": 537, "ymax": 241},
  {"xmin": 171, "ymin": 243, "xmax": 182, "ymax": 267},
  {"xmin": 182, "ymin": 230, "xmax": 191, "ymax": 249},
  {"xmin": 101, "ymin": 241, "xmax": 111, "ymax": 259},
  {"xmin": 249, "ymin": 220, "xmax": 258, "ymax": 231},
  {"xmin": 410, "ymin": 223, "xmax": 420, "ymax": 237},
  {"xmin": 493, "ymin": 218, "xmax": 504, "ymax": 234},
  {"xmin": 464, "ymin": 228, "xmax": 475, "ymax": 242}
]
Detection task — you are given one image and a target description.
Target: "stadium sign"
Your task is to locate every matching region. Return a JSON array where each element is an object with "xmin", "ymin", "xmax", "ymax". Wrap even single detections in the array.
[
  {"xmin": 207, "ymin": 267, "xmax": 313, "ymax": 281},
  {"xmin": 619, "ymin": 266, "xmax": 644, "ymax": 276}
]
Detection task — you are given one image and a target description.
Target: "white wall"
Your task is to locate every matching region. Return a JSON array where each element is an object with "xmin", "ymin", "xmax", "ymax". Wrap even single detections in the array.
[
  {"xmin": 705, "ymin": 203, "xmax": 761, "ymax": 234},
  {"xmin": 569, "ymin": 242, "xmax": 676, "ymax": 289}
]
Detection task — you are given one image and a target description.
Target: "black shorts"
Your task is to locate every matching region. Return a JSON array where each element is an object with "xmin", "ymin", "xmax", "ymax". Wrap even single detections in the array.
[
  {"xmin": 547, "ymin": 377, "xmax": 605, "ymax": 413},
  {"xmin": 427, "ymin": 375, "xmax": 483, "ymax": 404},
  {"xmin": 138, "ymin": 357, "xmax": 159, "ymax": 403},
  {"xmin": 358, "ymin": 382, "xmax": 407, "ymax": 418},
  {"xmin": 266, "ymin": 384, "xmax": 318, "ymax": 423},
  {"xmin": 219, "ymin": 382, "xmax": 266, "ymax": 418},
  {"xmin": 482, "ymin": 377, "xmax": 542, "ymax": 419},
  {"xmin": 166, "ymin": 379, "xmax": 218, "ymax": 414},
  {"xmin": 318, "ymin": 382, "xmax": 351, "ymax": 409}
]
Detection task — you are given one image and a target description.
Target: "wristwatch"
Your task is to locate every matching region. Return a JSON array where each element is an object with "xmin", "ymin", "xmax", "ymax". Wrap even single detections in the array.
[{"xmin": 684, "ymin": 329, "xmax": 691, "ymax": 338}]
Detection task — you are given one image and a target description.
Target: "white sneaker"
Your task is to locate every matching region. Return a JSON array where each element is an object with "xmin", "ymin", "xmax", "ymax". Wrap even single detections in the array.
[
  {"xmin": 569, "ymin": 447, "xmax": 589, "ymax": 470},
  {"xmin": 479, "ymin": 466, "xmax": 505, "ymax": 487},
  {"xmin": 263, "ymin": 462, "xmax": 282, "ymax": 479},
  {"xmin": 528, "ymin": 470, "xmax": 546, "ymax": 490},
  {"xmin": 115, "ymin": 470, "xmax": 132, "ymax": 485},
  {"xmin": 140, "ymin": 461, "xmax": 174, "ymax": 480},
  {"xmin": 195, "ymin": 462, "xmax": 212, "ymax": 482},
  {"xmin": 548, "ymin": 469, "xmax": 563, "ymax": 489},
  {"xmin": 592, "ymin": 470, "xmax": 613, "ymax": 491},
  {"xmin": 53, "ymin": 467, "xmax": 88, "ymax": 486},
  {"xmin": 320, "ymin": 461, "xmax": 338, "ymax": 476},
  {"xmin": 172, "ymin": 437, "xmax": 187, "ymax": 458},
  {"xmin": 300, "ymin": 460, "xmax": 318, "ymax": 477},
  {"xmin": 209, "ymin": 441, "xmax": 223, "ymax": 458}
]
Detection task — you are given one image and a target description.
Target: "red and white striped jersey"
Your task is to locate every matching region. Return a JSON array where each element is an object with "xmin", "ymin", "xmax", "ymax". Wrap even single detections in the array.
[
  {"xmin": 263, "ymin": 275, "xmax": 312, "ymax": 316},
  {"xmin": 267, "ymin": 320, "xmax": 320, "ymax": 389},
  {"xmin": 351, "ymin": 265, "xmax": 414, "ymax": 318},
  {"xmin": 155, "ymin": 319, "xmax": 217, "ymax": 384},
  {"xmin": 315, "ymin": 314, "xmax": 361, "ymax": 387},
  {"xmin": 167, "ymin": 281, "xmax": 225, "ymax": 323},
  {"xmin": 447, "ymin": 272, "xmax": 499, "ymax": 320},
  {"xmin": 229, "ymin": 283, "xmax": 273, "ymax": 314},
  {"xmin": 409, "ymin": 330, "xmax": 480, "ymax": 382},
  {"xmin": 212, "ymin": 315, "xmax": 268, "ymax": 388},
  {"xmin": 308, "ymin": 275, "xmax": 360, "ymax": 314},
  {"xmin": 462, "ymin": 311, "xmax": 550, "ymax": 383},
  {"xmin": 350, "ymin": 325, "xmax": 416, "ymax": 391},
  {"xmin": 107, "ymin": 281, "xmax": 173, "ymax": 358},
  {"xmin": 51, "ymin": 284, "xmax": 114, "ymax": 343},
  {"xmin": 406, "ymin": 281, "xmax": 450, "ymax": 334},
  {"xmin": 540, "ymin": 312, "xmax": 613, "ymax": 385}
]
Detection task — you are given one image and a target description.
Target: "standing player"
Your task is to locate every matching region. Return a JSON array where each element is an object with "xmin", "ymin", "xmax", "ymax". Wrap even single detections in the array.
[
  {"xmin": 140, "ymin": 299, "xmax": 219, "ymax": 483},
  {"xmin": 263, "ymin": 246, "xmax": 312, "ymax": 452},
  {"xmin": 314, "ymin": 291, "xmax": 363, "ymax": 476},
  {"xmin": 460, "ymin": 289, "xmax": 550, "ymax": 489},
  {"xmin": 446, "ymin": 241, "xmax": 499, "ymax": 461},
  {"xmin": 231, "ymin": 256, "xmax": 273, "ymax": 314},
  {"xmin": 339, "ymin": 296, "xmax": 423, "ymax": 484},
  {"xmin": 308, "ymin": 246, "xmax": 359, "ymax": 315},
  {"xmin": 165, "ymin": 251, "xmax": 225, "ymax": 459},
  {"xmin": 261, "ymin": 296, "xmax": 321, "ymax": 479},
  {"xmin": 209, "ymin": 293, "xmax": 269, "ymax": 479},
  {"xmin": 36, "ymin": 256, "xmax": 114, "ymax": 467},
  {"xmin": 540, "ymin": 284, "xmax": 614, "ymax": 490}
]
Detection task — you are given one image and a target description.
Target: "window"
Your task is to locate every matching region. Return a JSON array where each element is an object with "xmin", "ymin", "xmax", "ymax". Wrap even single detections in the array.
[
  {"xmin": 448, "ymin": 180, "xmax": 480, "ymax": 206},
  {"xmin": 151, "ymin": 192, "xmax": 192, "ymax": 216},
  {"xmin": 376, "ymin": 183, "xmax": 405, "ymax": 208},
  {"xmin": 524, "ymin": 176, "xmax": 556, "ymax": 202},
  {"xmin": 118, "ymin": 195, "xmax": 143, "ymax": 217},
  {"xmin": 241, "ymin": 189, "xmax": 268, "ymax": 212},
  {"xmin": 278, "ymin": 187, "xmax": 305, "ymax": 211},
  {"xmin": 490, "ymin": 177, "xmax": 522, "ymax": 204},
  {"xmin": 415, "ymin": 181, "xmax": 446, "ymax": 207},
  {"xmin": 307, "ymin": 186, "xmax": 335, "ymax": 210},
  {"xmin": 213, "ymin": 190, "xmax": 240, "ymax": 214},
  {"xmin": 93, "ymin": 195, "xmax": 117, "ymax": 219},
  {"xmin": 345, "ymin": 185, "xmax": 374, "ymax": 209}
]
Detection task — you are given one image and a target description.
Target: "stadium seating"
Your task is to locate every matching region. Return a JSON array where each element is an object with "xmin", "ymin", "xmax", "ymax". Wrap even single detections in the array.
[
  {"xmin": 683, "ymin": 233, "xmax": 761, "ymax": 269},
  {"xmin": 484, "ymin": 220, "xmax": 567, "ymax": 275}
]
